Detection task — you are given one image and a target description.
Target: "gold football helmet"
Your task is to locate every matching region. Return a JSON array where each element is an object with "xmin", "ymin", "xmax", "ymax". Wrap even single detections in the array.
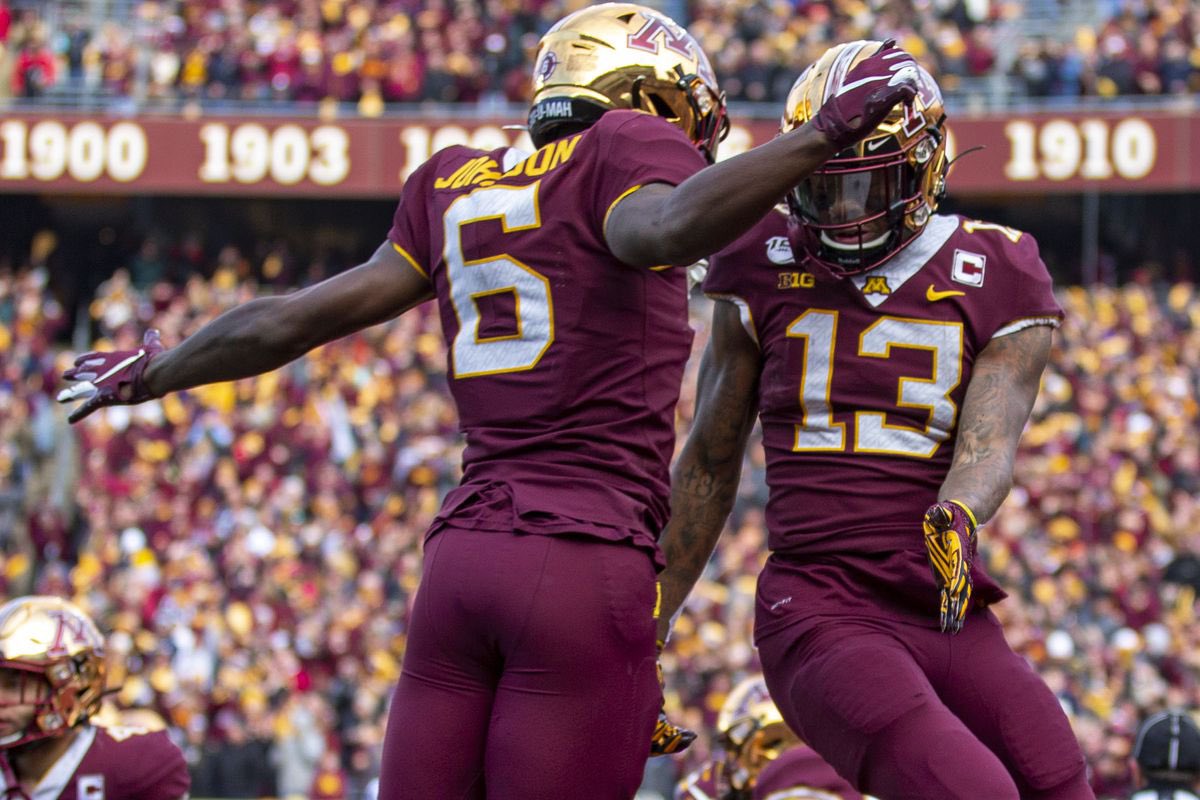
[
  {"xmin": 527, "ymin": 3, "xmax": 728, "ymax": 162},
  {"xmin": 782, "ymin": 40, "xmax": 948, "ymax": 278},
  {"xmin": 0, "ymin": 596, "xmax": 107, "ymax": 748},
  {"xmin": 718, "ymin": 675, "xmax": 799, "ymax": 792}
]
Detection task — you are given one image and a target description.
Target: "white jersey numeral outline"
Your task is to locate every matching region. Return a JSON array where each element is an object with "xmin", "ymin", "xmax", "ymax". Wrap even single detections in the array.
[{"xmin": 442, "ymin": 182, "xmax": 555, "ymax": 378}]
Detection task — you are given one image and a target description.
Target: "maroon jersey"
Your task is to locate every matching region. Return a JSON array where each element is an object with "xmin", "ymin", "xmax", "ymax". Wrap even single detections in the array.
[
  {"xmin": 388, "ymin": 111, "xmax": 706, "ymax": 561},
  {"xmin": 676, "ymin": 744, "xmax": 867, "ymax": 799},
  {"xmin": 703, "ymin": 210, "xmax": 1062, "ymax": 632},
  {"xmin": 0, "ymin": 722, "xmax": 190, "ymax": 800}
]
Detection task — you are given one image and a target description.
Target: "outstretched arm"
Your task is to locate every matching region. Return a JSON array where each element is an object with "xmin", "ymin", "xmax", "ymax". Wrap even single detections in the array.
[
  {"xmin": 657, "ymin": 299, "xmax": 761, "ymax": 644},
  {"xmin": 938, "ymin": 323, "xmax": 1054, "ymax": 524},
  {"xmin": 606, "ymin": 42, "xmax": 919, "ymax": 267},
  {"xmin": 59, "ymin": 241, "xmax": 433, "ymax": 422},
  {"xmin": 144, "ymin": 242, "xmax": 433, "ymax": 395}
]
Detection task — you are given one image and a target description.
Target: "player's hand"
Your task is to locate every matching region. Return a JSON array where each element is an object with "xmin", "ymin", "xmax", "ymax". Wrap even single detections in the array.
[
  {"xmin": 57, "ymin": 329, "xmax": 164, "ymax": 423},
  {"xmin": 922, "ymin": 499, "xmax": 978, "ymax": 634},
  {"xmin": 650, "ymin": 648, "xmax": 696, "ymax": 757},
  {"xmin": 810, "ymin": 40, "xmax": 919, "ymax": 151}
]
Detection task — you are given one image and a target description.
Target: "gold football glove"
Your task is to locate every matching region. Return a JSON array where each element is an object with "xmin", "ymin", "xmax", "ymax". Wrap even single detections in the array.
[
  {"xmin": 650, "ymin": 643, "xmax": 696, "ymax": 757},
  {"xmin": 922, "ymin": 500, "xmax": 978, "ymax": 634}
]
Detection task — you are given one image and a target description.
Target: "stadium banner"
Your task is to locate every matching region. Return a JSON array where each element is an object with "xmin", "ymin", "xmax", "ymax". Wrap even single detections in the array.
[{"xmin": 0, "ymin": 110, "xmax": 1195, "ymax": 197}]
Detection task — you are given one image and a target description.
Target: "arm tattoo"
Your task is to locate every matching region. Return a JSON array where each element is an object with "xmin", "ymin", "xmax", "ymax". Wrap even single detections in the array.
[
  {"xmin": 657, "ymin": 303, "xmax": 759, "ymax": 640},
  {"xmin": 940, "ymin": 324, "xmax": 1053, "ymax": 524}
]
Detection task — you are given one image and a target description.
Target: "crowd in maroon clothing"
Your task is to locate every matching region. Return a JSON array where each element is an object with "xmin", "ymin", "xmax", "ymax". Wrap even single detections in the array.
[
  {"xmin": 2, "ymin": 229, "xmax": 1200, "ymax": 798},
  {"xmin": 5, "ymin": 0, "xmax": 1199, "ymax": 106}
]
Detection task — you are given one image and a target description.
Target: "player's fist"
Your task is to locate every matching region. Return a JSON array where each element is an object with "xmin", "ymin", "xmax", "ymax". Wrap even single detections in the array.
[
  {"xmin": 810, "ymin": 40, "xmax": 919, "ymax": 151},
  {"xmin": 650, "ymin": 657, "xmax": 696, "ymax": 757},
  {"xmin": 57, "ymin": 329, "xmax": 164, "ymax": 423},
  {"xmin": 922, "ymin": 499, "xmax": 978, "ymax": 634}
]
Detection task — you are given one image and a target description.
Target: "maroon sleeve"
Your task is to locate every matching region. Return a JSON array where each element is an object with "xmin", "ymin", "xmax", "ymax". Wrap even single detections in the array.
[
  {"xmin": 385, "ymin": 150, "xmax": 445, "ymax": 278},
  {"xmin": 954, "ymin": 221, "xmax": 1064, "ymax": 342},
  {"xmin": 990, "ymin": 229, "xmax": 1063, "ymax": 335},
  {"xmin": 113, "ymin": 728, "xmax": 191, "ymax": 799},
  {"xmin": 587, "ymin": 110, "xmax": 708, "ymax": 236}
]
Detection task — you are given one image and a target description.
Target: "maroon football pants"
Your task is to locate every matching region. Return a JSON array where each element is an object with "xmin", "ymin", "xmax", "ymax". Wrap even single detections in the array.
[
  {"xmin": 379, "ymin": 527, "xmax": 660, "ymax": 799},
  {"xmin": 758, "ymin": 610, "xmax": 1094, "ymax": 800}
]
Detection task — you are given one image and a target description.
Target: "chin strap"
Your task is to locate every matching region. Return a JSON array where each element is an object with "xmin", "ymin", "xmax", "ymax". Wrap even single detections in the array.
[{"xmin": 0, "ymin": 750, "xmax": 30, "ymax": 800}]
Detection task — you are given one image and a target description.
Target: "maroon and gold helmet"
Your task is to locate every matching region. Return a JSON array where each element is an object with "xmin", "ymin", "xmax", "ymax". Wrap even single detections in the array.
[
  {"xmin": 0, "ymin": 596, "xmax": 107, "ymax": 748},
  {"xmin": 718, "ymin": 675, "xmax": 799, "ymax": 792},
  {"xmin": 527, "ymin": 3, "xmax": 728, "ymax": 162},
  {"xmin": 782, "ymin": 41, "xmax": 948, "ymax": 279}
]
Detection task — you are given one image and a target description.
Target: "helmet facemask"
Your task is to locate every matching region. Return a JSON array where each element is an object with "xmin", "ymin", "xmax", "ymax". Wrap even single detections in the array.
[
  {"xmin": 0, "ymin": 597, "xmax": 107, "ymax": 749},
  {"xmin": 788, "ymin": 127, "xmax": 946, "ymax": 279},
  {"xmin": 780, "ymin": 41, "xmax": 948, "ymax": 280}
]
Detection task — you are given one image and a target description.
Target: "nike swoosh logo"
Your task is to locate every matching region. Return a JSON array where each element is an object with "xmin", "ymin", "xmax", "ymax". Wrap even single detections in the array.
[
  {"xmin": 927, "ymin": 285, "xmax": 965, "ymax": 302},
  {"xmin": 834, "ymin": 74, "xmax": 889, "ymax": 96},
  {"xmin": 866, "ymin": 138, "xmax": 888, "ymax": 152}
]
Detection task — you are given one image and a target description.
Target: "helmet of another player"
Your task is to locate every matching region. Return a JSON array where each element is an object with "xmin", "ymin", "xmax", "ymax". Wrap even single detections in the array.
[
  {"xmin": 0, "ymin": 596, "xmax": 107, "ymax": 748},
  {"xmin": 781, "ymin": 41, "xmax": 948, "ymax": 279},
  {"xmin": 718, "ymin": 675, "xmax": 799, "ymax": 792},
  {"xmin": 527, "ymin": 2, "xmax": 728, "ymax": 162}
]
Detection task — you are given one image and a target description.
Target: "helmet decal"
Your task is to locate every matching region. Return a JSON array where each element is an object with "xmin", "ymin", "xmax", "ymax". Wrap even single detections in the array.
[
  {"xmin": 536, "ymin": 51, "xmax": 558, "ymax": 83},
  {"xmin": 626, "ymin": 14, "xmax": 695, "ymax": 59}
]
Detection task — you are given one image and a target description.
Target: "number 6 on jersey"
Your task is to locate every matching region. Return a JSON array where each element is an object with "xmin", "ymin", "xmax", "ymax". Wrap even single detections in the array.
[{"xmin": 443, "ymin": 182, "xmax": 555, "ymax": 378}]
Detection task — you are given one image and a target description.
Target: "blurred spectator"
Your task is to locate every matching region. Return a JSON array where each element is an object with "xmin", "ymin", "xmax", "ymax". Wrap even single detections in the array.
[
  {"xmin": 12, "ymin": 31, "xmax": 55, "ymax": 98},
  {"xmin": 13, "ymin": 0, "xmax": 1198, "ymax": 107}
]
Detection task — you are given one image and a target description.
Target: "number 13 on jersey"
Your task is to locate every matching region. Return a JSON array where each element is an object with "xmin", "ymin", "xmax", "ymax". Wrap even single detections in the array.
[
  {"xmin": 443, "ymin": 182, "xmax": 555, "ymax": 378},
  {"xmin": 787, "ymin": 309, "xmax": 964, "ymax": 458}
]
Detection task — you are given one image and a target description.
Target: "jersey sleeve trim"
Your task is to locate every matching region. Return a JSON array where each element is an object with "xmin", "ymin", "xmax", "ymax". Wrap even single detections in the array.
[
  {"xmin": 705, "ymin": 292, "xmax": 760, "ymax": 347},
  {"xmin": 392, "ymin": 242, "xmax": 430, "ymax": 280},
  {"xmin": 993, "ymin": 315, "xmax": 1061, "ymax": 338},
  {"xmin": 602, "ymin": 183, "xmax": 644, "ymax": 236}
]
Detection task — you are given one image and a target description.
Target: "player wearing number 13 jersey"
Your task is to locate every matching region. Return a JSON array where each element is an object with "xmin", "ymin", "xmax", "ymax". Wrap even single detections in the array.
[
  {"xmin": 55, "ymin": 8, "xmax": 921, "ymax": 797},
  {"xmin": 657, "ymin": 43, "xmax": 1093, "ymax": 800}
]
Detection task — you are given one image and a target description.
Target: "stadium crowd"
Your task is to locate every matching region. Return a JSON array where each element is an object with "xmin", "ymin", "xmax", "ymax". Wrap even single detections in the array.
[
  {"xmin": 2, "ymin": 227, "xmax": 1200, "ymax": 798},
  {"xmin": 1, "ymin": 0, "xmax": 1199, "ymax": 106}
]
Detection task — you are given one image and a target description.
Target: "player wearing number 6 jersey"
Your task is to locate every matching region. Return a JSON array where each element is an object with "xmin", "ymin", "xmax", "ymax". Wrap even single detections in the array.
[
  {"xmin": 656, "ymin": 42, "xmax": 1094, "ymax": 800},
  {"xmin": 56, "ymin": 9, "xmax": 919, "ymax": 797}
]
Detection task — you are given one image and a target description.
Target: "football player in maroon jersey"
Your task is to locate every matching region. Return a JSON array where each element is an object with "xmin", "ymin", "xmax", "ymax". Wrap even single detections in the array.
[
  {"xmin": 657, "ymin": 41, "xmax": 1094, "ymax": 800},
  {"xmin": 676, "ymin": 675, "xmax": 868, "ymax": 800},
  {"xmin": 0, "ymin": 596, "xmax": 189, "ymax": 800},
  {"xmin": 56, "ymin": 8, "xmax": 919, "ymax": 796}
]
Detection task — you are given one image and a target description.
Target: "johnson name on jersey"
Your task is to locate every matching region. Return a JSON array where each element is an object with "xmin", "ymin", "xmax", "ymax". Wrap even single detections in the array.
[{"xmin": 386, "ymin": 110, "xmax": 708, "ymax": 560}]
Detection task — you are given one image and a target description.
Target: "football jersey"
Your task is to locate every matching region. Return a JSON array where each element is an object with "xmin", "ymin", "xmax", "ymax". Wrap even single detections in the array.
[
  {"xmin": 703, "ymin": 209, "xmax": 1062, "ymax": 631},
  {"xmin": 676, "ymin": 744, "xmax": 867, "ymax": 799},
  {"xmin": 389, "ymin": 110, "xmax": 706, "ymax": 560},
  {"xmin": 0, "ymin": 722, "xmax": 190, "ymax": 800}
]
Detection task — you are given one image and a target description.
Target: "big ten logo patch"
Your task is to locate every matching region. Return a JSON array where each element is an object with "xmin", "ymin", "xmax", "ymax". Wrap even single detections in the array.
[{"xmin": 777, "ymin": 272, "xmax": 815, "ymax": 290}]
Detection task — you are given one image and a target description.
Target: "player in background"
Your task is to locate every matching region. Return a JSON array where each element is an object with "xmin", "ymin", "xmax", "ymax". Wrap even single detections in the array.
[
  {"xmin": 655, "ymin": 41, "xmax": 1094, "ymax": 800},
  {"xmin": 56, "ymin": 7, "xmax": 920, "ymax": 796},
  {"xmin": 0, "ymin": 596, "xmax": 190, "ymax": 800},
  {"xmin": 676, "ymin": 674, "xmax": 869, "ymax": 800},
  {"xmin": 1129, "ymin": 711, "xmax": 1200, "ymax": 800}
]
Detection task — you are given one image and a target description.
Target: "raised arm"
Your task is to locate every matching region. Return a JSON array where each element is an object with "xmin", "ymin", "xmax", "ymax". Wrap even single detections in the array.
[
  {"xmin": 656, "ymin": 299, "xmax": 761, "ymax": 644},
  {"xmin": 58, "ymin": 241, "xmax": 433, "ymax": 422},
  {"xmin": 606, "ymin": 42, "xmax": 919, "ymax": 267},
  {"xmin": 938, "ymin": 323, "xmax": 1054, "ymax": 524}
]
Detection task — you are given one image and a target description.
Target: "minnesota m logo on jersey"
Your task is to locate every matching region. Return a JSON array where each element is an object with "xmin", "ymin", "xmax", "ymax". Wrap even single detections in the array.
[{"xmin": 862, "ymin": 276, "xmax": 892, "ymax": 296}]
